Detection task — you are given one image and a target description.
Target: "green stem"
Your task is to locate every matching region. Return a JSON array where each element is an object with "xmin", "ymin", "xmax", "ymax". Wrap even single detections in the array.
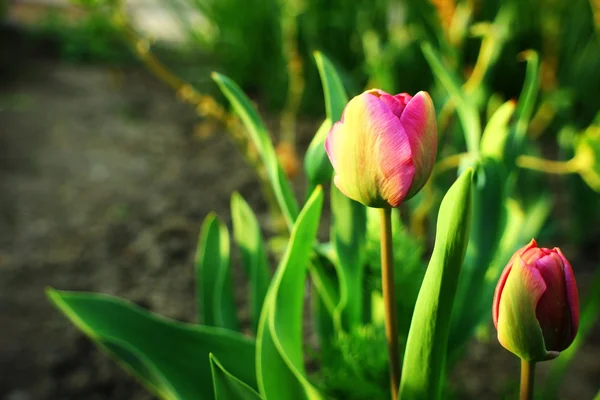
[
  {"xmin": 380, "ymin": 208, "xmax": 400, "ymax": 400},
  {"xmin": 520, "ymin": 359, "xmax": 536, "ymax": 400}
]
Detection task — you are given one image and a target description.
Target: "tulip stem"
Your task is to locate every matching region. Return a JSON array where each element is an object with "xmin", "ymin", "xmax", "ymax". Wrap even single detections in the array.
[
  {"xmin": 380, "ymin": 208, "xmax": 400, "ymax": 400},
  {"xmin": 520, "ymin": 359, "xmax": 536, "ymax": 400}
]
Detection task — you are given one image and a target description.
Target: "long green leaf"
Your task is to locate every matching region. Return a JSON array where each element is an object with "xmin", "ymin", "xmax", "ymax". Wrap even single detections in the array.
[
  {"xmin": 210, "ymin": 354, "xmax": 264, "ymax": 400},
  {"xmin": 304, "ymin": 119, "xmax": 333, "ymax": 190},
  {"xmin": 330, "ymin": 185, "xmax": 366, "ymax": 329},
  {"xmin": 314, "ymin": 51, "xmax": 348, "ymax": 122},
  {"xmin": 421, "ymin": 42, "xmax": 481, "ymax": 153},
  {"xmin": 231, "ymin": 192, "xmax": 271, "ymax": 334},
  {"xmin": 399, "ymin": 169, "xmax": 473, "ymax": 400},
  {"xmin": 480, "ymin": 100, "xmax": 517, "ymax": 160},
  {"xmin": 450, "ymin": 158, "xmax": 505, "ymax": 350},
  {"xmin": 212, "ymin": 73, "xmax": 299, "ymax": 229},
  {"xmin": 304, "ymin": 52, "xmax": 349, "ymax": 189},
  {"xmin": 256, "ymin": 187, "xmax": 325, "ymax": 400},
  {"xmin": 512, "ymin": 51, "xmax": 540, "ymax": 153},
  {"xmin": 47, "ymin": 289, "xmax": 257, "ymax": 400},
  {"xmin": 196, "ymin": 213, "xmax": 238, "ymax": 331}
]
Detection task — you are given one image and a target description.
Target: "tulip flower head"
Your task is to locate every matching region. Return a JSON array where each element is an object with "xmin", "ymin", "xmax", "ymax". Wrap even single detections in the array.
[
  {"xmin": 325, "ymin": 89, "xmax": 437, "ymax": 208},
  {"xmin": 493, "ymin": 239, "xmax": 579, "ymax": 362}
]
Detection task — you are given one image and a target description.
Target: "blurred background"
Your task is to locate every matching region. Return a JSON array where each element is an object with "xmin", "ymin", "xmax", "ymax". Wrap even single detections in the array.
[{"xmin": 0, "ymin": 0, "xmax": 599, "ymax": 399}]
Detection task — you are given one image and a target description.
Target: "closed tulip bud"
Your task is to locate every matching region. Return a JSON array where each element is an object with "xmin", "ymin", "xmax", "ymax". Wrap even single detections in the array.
[
  {"xmin": 325, "ymin": 89, "xmax": 437, "ymax": 208},
  {"xmin": 493, "ymin": 239, "xmax": 579, "ymax": 362}
]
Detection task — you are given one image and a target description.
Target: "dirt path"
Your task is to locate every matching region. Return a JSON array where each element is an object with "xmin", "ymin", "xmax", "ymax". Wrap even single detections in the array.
[{"xmin": 0, "ymin": 60, "xmax": 269, "ymax": 399}]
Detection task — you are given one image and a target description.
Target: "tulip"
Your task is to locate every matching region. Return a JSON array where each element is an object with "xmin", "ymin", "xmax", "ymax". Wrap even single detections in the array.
[
  {"xmin": 325, "ymin": 89, "xmax": 437, "ymax": 208},
  {"xmin": 493, "ymin": 239, "xmax": 579, "ymax": 362}
]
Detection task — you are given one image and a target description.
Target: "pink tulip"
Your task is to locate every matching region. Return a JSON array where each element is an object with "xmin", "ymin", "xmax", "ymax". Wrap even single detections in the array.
[
  {"xmin": 493, "ymin": 239, "xmax": 580, "ymax": 362},
  {"xmin": 325, "ymin": 89, "xmax": 437, "ymax": 208}
]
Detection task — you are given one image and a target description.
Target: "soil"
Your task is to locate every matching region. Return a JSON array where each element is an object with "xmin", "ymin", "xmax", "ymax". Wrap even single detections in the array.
[{"xmin": 1, "ymin": 52, "xmax": 599, "ymax": 400}]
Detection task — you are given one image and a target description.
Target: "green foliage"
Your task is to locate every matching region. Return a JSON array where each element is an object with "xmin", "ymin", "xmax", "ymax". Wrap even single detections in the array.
[
  {"xmin": 364, "ymin": 207, "xmax": 425, "ymax": 336},
  {"xmin": 47, "ymin": 289, "xmax": 257, "ymax": 400},
  {"xmin": 196, "ymin": 213, "xmax": 238, "ymax": 330},
  {"xmin": 256, "ymin": 187, "xmax": 324, "ymax": 400},
  {"xmin": 304, "ymin": 52, "xmax": 349, "ymax": 189},
  {"xmin": 316, "ymin": 325, "xmax": 389, "ymax": 400},
  {"xmin": 212, "ymin": 72, "xmax": 299, "ymax": 229},
  {"xmin": 231, "ymin": 193, "xmax": 271, "ymax": 334},
  {"xmin": 210, "ymin": 354, "xmax": 263, "ymax": 400},
  {"xmin": 28, "ymin": 10, "xmax": 132, "ymax": 64},
  {"xmin": 399, "ymin": 169, "xmax": 473, "ymax": 400}
]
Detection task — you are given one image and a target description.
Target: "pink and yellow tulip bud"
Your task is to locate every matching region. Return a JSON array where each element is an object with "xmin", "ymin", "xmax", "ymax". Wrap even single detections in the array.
[
  {"xmin": 493, "ymin": 239, "xmax": 579, "ymax": 362},
  {"xmin": 324, "ymin": 89, "xmax": 437, "ymax": 208}
]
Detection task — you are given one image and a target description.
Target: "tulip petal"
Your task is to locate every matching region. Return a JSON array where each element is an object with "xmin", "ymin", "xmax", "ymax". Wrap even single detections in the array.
[
  {"xmin": 535, "ymin": 252, "xmax": 569, "ymax": 351},
  {"xmin": 496, "ymin": 255, "xmax": 555, "ymax": 362},
  {"xmin": 492, "ymin": 264, "xmax": 512, "ymax": 329},
  {"xmin": 555, "ymin": 247, "xmax": 580, "ymax": 344},
  {"xmin": 400, "ymin": 91, "xmax": 438, "ymax": 198},
  {"xmin": 368, "ymin": 98, "xmax": 415, "ymax": 207},
  {"xmin": 326, "ymin": 94, "xmax": 393, "ymax": 206},
  {"xmin": 493, "ymin": 239, "xmax": 538, "ymax": 328},
  {"xmin": 374, "ymin": 90, "xmax": 408, "ymax": 119}
]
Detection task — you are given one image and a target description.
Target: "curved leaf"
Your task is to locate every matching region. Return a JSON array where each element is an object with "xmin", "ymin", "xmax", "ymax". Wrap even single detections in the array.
[
  {"xmin": 47, "ymin": 289, "xmax": 257, "ymax": 400},
  {"xmin": 421, "ymin": 42, "xmax": 481, "ymax": 153},
  {"xmin": 305, "ymin": 53, "xmax": 349, "ymax": 189},
  {"xmin": 304, "ymin": 119, "xmax": 333, "ymax": 190},
  {"xmin": 256, "ymin": 187, "xmax": 325, "ymax": 400},
  {"xmin": 212, "ymin": 72, "xmax": 299, "ymax": 229},
  {"xmin": 399, "ymin": 169, "xmax": 473, "ymax": 400},
  {"xmin": 314, "ymin": 51, "xmax": 348, "ymax": 122},
  {"xmin": 196, "ymin": 213, "xmax": 238, "ymax": 330},
  {"xmin": 330, "ymin": 185, "xmax": 366, "ymax": 329},
  {"xmin": 210, "ymin": 354, "xmax": 264, "ymax": 400},
  {"xmin": 231, "ymin": 192, "xmax": 271, "ymax": 333},
  {"xmin": 480, "ymin": 100, "xmax": 517, "ymax": 160}
]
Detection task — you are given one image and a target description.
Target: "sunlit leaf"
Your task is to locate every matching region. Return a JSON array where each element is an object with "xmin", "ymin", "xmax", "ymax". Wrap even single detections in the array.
[
  {"xmin": 231, "ymin": 193, "xmax": 271, "ymax": 334},
  {"xmin": 48, "ymin": 290, "xmax": 257, "ymax": 400},
  {"xmin": 256, "ymin": 187, "xmax": 325, "ymax": 400},
  {"xmin": 212, "ymin": 72, "xmax": 299, "ymax": 229},
  {"xmin": 196, "ymin": 213, "xmax": 238, "ymax": 331},
  {"xmin": 399, "ymin": 169, "xmax": 473, "ymax": 400},
  {"xmin": 210, "ymin": 354, "xmax": 263, "ymax": 400}
]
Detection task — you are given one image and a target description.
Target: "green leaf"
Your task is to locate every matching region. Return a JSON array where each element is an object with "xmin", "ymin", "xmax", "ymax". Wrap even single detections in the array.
[
  {"xmin": 480, "ymin": 100, "xmax": 517, "ymax": 160},
  {"xmin": 47, "ymin": 289, "xmax": 257, "ymax": 400},
  {"xmin": 256, "ymin": 187, "xmax": 325, "ymax": 400},
  {"xmin": 421, "ymin": 42, "xmax": 481, "ymax": 154},
  {"xmin": 511, "ymin": 51, "xmax": 540, "ymax": 152},
  {"xmin": 541, "ymin": 268, "xmax": 600, "ymax": 399},
  {"xmin": 313, "ymin": 51, "xmax": 348, "ymax": 122},
  {"xmin": 304, "ymin": 119, "xmax": 333, "ymax": 190},
  {"xmin": 304, "ymin": 52, "xmax": 349, "ymax": 189},
  {"xmin": 330, "ymin": 185, "xmax": 367, "ymax": 329},
  {"xmin": 212, "ymin": 72, "xmax": 299, "ymax": 229},
  {"xmin": 196, "ymin": 213, "xmax": 238, "ymax": 331},
  {"xmin": 450, "ymin": 158, "xmax": 505, "ymax": 350},
  {"xmin": 231, "ymin": 192, "xmax": 271, "ymax": 334},
  {"xmin": 399, "ymin": 169, "xmax": 473, "ymax": 400},
  {"xmin": 210, "ymin": 354, "xmax": 264, "ymax": 400},
  {"xmin": 576, "ymin": 124, "xmax": 600, "ymax": 192}
]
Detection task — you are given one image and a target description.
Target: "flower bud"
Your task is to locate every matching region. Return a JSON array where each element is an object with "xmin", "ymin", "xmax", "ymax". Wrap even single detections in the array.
[
  {"xmin": 492, "ymin": 239, "xmax": 579, "ymax": 362},
  {"xmin": 324, "ymin": 89, "xmax": 437, "ymax": 208}
]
